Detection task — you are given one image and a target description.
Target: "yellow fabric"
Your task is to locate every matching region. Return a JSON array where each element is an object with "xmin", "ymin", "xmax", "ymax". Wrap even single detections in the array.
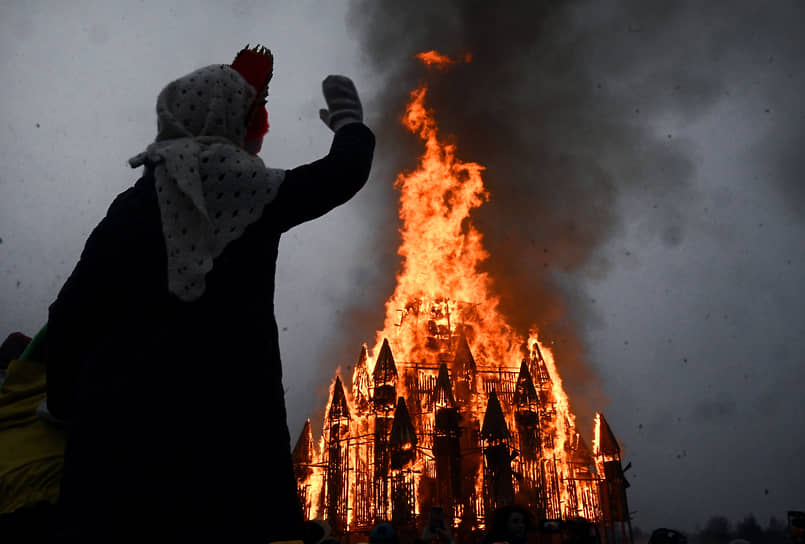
[{"xmin": 0, "ymin": 358, "xmax": 65, "ymax": 514}]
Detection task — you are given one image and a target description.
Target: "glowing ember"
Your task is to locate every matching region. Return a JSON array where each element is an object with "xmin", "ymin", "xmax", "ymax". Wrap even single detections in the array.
[
  {"xmin": 415, "ymin": 50, "xmax": 471, "ymax": 68},
  {"xmin": 293, "ymin": 51, "xmax": 626, "ymax": 537}
]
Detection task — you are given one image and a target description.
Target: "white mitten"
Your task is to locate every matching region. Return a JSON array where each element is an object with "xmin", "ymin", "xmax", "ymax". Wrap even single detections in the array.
[{"xmin": 319, "ymin": 75, "xmax": 363, "ymax": 132}]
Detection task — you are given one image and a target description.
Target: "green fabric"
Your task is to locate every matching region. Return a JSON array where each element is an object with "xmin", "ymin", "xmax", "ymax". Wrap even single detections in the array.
[
  {"xmin": 18, "ymin": 323, "xmax": 47, "ymax": 363},
  {"xmin": 0, "ymin": 335, "xmax": 65, "ymax": 514}
]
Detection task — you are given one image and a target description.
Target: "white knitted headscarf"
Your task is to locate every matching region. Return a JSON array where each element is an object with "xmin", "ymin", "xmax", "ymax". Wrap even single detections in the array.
[{"xmin": 128, "ymin": 64, "xmax": 284, "ymax": 302}]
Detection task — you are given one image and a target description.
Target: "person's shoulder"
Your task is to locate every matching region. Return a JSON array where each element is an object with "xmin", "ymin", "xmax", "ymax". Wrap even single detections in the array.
[{"xmin": 108, "ymin": 169, "xmax": 156, "ymax": 213}]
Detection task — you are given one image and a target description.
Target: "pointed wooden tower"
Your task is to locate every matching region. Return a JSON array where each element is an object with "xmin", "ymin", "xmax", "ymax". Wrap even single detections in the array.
[
  {"xmin": 434, "ymin": 362, "xmax": 457, "ymax": 409},
  {"xmin": 453, "ymin": 338, "xmax": 484, "ymax": 533},
  {"xmin": 529, "ymin": 341, "xmax": 553, "ymax": 398},
  {"xmin": 594, "ymin": 413, "xmax": 633, "ymax": 544},
  {"xmin": 481, "ymin": 390, "xmax": 515, "ymax": 513},
  {"xmin": 431, "ymin": 363, "xmax": 462, "ymax": 521},
  {"xmin": 453, "ymin": 334, "xmax": 477, "ymax": 402},
  {"xmin": 352, "ymin": 344, "xmax": 371, "ymax": 414},
  {"xmin": 351, "ymin": 346, "xmax": 373, "ymax": 527},
  {"xmin": 529, "ymin": 343, "xmax": 557, "ymax": 452},
  {"xmin": 389, "ymin": 396, "xmax": 418, "ymax": 526},
  {"xmin": 512, "ymin": 359, "xmax": 546, "ymax": 517},
  {"xmin": 324, "ymin": 376, "xmax": 351, "ymax": 532},
  {"xmin": 292, "ymin": 418, "xmax": 315, "ymax": 518},
  {"xmin": 373, "ymin": 338, "xmax": 398, "ymax": 411},
  {"xmin": 328, "ymin": 376, "xmax": 350, "ymax": 421},
  {"xmin": 293, "ymin": 419, "xmax": 314, "ymax": 472},
  {"xmin": 390, "ymin": 396, "xmax": 418, "ymax": 469},
  {"xmin": 372, "ymin": 338, "xmax": 398, "ymax": 520}
]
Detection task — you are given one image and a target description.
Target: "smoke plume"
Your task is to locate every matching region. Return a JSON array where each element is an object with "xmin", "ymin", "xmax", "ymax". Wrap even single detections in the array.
[
  {"xmin": 339, "ymin": 0, "xmax": 804, "ymax": 426},
  {"xmin": 340, "ymin": 0, "xmax": 713, "ymax": 422}
]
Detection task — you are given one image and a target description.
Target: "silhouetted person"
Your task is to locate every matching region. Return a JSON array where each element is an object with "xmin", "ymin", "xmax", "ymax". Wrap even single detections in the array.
[
  {"xmin": 0, "ymin": 327, "xmax": 63, "ymax": 543},
  {"xmin": 0, "ymin": 332, "xmax": 31, "ymax": 381},
  {"xmin": 44, "ymin": 45, "xmax": 373, "ymax": 542},
  {"xmin": 650, "ymin": 529, "xmax": 688, "ymax": 544},
  {"xmin": 422, "ymin": 505, "xmax": 455, "ymax": 544},
  {"xmin": 484, "ymin": 505, "xmax": 535, "ymax": 544},
  {"xmin": 370, "ymin": 523, "xmax": 400, "ymax": 544}
]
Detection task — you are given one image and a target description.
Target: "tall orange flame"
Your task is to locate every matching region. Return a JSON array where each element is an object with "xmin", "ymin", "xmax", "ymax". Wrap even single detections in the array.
[
  {"xmin": 297, "ymin": 51, "xmax": 600, "ymax": 533},
  {"xmin": 364, "ymin": 51, "xmax": 580, "ymax": 515}
]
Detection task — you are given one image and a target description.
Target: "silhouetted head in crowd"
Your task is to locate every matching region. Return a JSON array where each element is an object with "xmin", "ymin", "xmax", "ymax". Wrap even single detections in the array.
[
  {"xmin": 370, "ymin": 523, "xmax": 399, "ymax": 544},
  {"xmin": 0, "ymin": 332, "xmax": 31, "ymax": 370},
  {"xmin": 488, "ymin": 505, "xmax": 535, "ymax": 544}
]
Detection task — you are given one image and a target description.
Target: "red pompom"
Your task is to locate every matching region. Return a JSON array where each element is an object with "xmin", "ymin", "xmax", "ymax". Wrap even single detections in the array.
[
  {"xmin": 232, "ymin": 45, "xmax": 273, "ymax": 154},
  {"xmin": 231, "ymin": 45, "xmax": 273, "ymax": 96}
]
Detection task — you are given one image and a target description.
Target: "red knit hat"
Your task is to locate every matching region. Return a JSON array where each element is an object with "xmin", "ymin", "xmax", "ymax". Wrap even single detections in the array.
[{"xmin": 231, "ymin": 44, "xmax": 273, "ymax": 153}]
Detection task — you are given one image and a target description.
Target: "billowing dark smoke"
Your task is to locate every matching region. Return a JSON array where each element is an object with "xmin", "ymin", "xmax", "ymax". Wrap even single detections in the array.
[
  {"xmin": 338, "ymin": 0, "xmax": 804, "ymax": 426},
  {"xmin": 341, "ymin": 0, "xmax": 707, "ymax": 423}
]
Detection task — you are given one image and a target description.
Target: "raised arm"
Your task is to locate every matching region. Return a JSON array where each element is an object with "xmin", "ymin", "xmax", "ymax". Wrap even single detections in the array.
[
  {"xmin": 271, "ymin": 122, "xmax": 375, "ymax": 232},
  {"xmin": 269, "ymin": 75, "xmax": 374, "ymax": 232}
]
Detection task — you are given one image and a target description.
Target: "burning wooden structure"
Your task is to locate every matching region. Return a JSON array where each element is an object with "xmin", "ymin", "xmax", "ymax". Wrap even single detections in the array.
[
  {"xmin": 293, "ymin": 332, "xmax": 632, "ymax": 540},
  {"xmin": 292, "ymin": 51, "xmax": 633, "ymax": 540}
]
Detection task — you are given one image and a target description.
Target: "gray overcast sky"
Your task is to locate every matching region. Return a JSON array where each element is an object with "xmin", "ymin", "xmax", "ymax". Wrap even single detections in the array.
[{"xmin": 1, "ymin": 0, "xmax": 803, "ymax": 534}]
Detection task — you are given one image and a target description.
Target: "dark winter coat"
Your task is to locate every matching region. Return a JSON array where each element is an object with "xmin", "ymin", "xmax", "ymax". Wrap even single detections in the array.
[{"xmin": 45, "ymin": 123, "xmax": 374, "ymax": 540}]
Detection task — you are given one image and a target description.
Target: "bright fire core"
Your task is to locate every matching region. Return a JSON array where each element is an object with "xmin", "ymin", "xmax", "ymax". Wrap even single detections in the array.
[{"xmin": 292, "ymin": 53, "xmax": 620, "ymax": 536}]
